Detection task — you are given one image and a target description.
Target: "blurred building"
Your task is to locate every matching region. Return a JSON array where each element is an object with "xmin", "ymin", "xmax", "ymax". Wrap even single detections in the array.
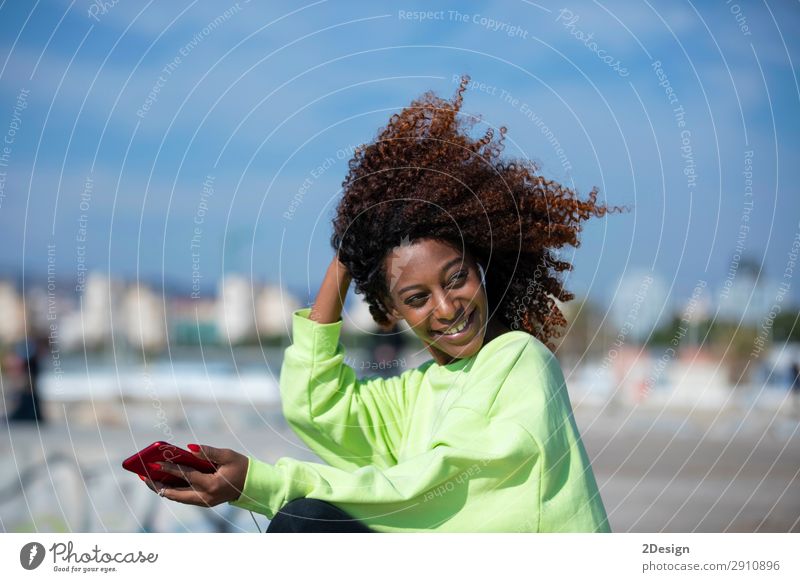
[
  {"xmin": 342, "ymin": 295, "xmax": 381, "ymax": 334},
  {"xmin": 0, "ymin": 282, "xmax": 25, "ymax": 345},
  {"xmin": 611, "ymin": 271, "xmax": 668, "ymax": 343},
  {"xmin": 168, "ymin": 297, "xmax": 217, "ymax": 345},
  {"xmin": 718, "ymin": 260, "xmax": 781, "ymax": 325},
  {"xmin": 216, "ymin": 275, "xmax": 256, "ymax": 344},
  {"xmin": 80, "ymin": 273, "xmax": 120, "ymax": 349},
  {"xmin": 255, "ymin": 284, "xmax": 300, "ymax": 337},
  {"xmin": 121, "ymin": 284, "xmax": 167, "ymax": 352}
]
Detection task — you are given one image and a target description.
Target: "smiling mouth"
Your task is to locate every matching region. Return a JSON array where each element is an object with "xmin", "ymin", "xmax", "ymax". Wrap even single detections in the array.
[{"xmin": 431, "ymin": 308, "xmax": 477, "ymax": 339}]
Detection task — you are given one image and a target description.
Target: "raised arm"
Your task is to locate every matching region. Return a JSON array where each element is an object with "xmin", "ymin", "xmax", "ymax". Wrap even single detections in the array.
[
  {"xmin": 309, "ymin": 255, "xmax": 351, "ymax": 324},
  {"xmin": 279, "ymin": 255, "xmax": 415, "ymax": 470}
]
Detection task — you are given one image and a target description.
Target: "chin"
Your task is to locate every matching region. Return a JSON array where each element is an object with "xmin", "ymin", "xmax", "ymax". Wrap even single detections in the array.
[{"xmin": 428, "ymin": 307, "xmax": 487, "ymax": 360}]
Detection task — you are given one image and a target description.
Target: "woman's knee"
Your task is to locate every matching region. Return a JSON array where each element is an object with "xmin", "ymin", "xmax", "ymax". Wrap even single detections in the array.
[
  {"xmin": 267, "ymin": 498, "xmax": 373, "ymax": 533},
  {"xmin": 279, "ymin": 498, "xmax": 334, "ymax": 521}
]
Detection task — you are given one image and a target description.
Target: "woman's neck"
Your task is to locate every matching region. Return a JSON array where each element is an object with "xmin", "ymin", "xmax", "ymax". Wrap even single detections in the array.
[{"xmin": 482, "ymin": 317, "xmax": 512, "ymax": 345}]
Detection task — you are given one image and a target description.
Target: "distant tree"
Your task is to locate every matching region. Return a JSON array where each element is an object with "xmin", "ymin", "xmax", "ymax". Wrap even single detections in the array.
[
  {"xmin": 708, "ymin": 321, "xmax": 759, "ymax": 385},
  {"xmin": 553, "ymin": 297, "xmax": 606, "ymax": 358},
  {"xmin": 738, "ymin": 256, "xmax": 761, "ymax": 279},
  {"xmin": 773, "ymin": 310, "xmax": 800, "ymax": 343}
]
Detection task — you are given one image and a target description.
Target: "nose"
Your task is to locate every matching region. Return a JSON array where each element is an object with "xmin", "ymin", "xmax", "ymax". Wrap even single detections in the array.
[{"xmin": 432, "ymin": 290, "xmax": 462, "ymax": 323}]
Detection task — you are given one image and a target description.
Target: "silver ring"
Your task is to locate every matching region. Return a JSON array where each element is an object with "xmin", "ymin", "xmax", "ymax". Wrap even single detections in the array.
[{"xmin": 158, "ymin": 487, "xmax": 166, "ymax": 497}]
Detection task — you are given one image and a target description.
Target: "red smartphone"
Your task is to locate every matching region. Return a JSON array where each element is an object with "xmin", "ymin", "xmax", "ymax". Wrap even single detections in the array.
[{"xmin": 122, "ymin": 441, "xmax": 216, "ymax": 487}]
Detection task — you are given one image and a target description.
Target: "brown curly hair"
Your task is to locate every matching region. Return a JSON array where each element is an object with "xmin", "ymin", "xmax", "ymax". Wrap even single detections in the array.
[{"xmin": 331, "ymin": 76, "xmax": 626, "ymax": 349}]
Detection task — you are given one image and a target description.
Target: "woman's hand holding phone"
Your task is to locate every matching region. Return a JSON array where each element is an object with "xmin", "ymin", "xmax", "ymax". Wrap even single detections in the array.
[{"xmin": 140, "ymin": 444, "xmax": 249, "ymax": 507}]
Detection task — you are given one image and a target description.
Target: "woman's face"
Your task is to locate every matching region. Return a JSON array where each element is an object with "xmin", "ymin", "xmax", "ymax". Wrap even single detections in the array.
[{"xmin": 383, "ymin": 238, "xmax": 489, "ymax": 364}]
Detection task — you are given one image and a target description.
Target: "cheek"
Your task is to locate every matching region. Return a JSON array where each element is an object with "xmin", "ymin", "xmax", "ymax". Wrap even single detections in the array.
[
  {"xmin": 465, "ymin": 281, "xmax": 487, "ymax": 306},
  {"xmin": 405, "ymin": 311, "xmax": 430, "ymax": 330},
  {"xmin": 399, "ymin": 309, "xmax": 435, "ymax": 335}
]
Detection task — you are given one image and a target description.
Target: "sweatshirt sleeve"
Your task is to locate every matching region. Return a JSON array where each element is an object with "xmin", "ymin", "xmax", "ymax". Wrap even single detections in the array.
[
  {"xmin": 229, "ymin": 406, "xmax": 540, "ymax": 530},
  {"xmin": 278, "ymin": 308, "xmax": 417, "ymax": 471}
]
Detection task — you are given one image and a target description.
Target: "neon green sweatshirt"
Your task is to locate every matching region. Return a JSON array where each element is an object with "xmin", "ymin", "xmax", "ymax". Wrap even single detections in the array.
[{"xmin": 229, "ymin": 308, "xmax": 610, "ymax": 532}]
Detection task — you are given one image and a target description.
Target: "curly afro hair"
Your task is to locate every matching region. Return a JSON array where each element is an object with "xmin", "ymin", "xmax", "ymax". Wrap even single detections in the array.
[{"xmin": 331, "ymin": 76, "xmax": 626, "ymax": 349}]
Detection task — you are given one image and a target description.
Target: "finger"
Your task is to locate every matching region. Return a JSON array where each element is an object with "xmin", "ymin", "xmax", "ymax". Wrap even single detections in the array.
[
  {"xmin": 146, "ymin": 480, "xmax": 200, "ymax": 505},
  {"xmin": 187, "ymin": 444, "xmax": 224, "ymax": 466},
  {"xmin": 155, "ymin": 482, "xmax": 215, "ymax": 507},
  {"xmin": 148, "ymin": 461, "xmax": 188, "ymax": 479},
  {"xmin": 144, "ymin": 478, "xmax": 170, "ymax": 496},
  {"xmin": 172, "ymin": 463, "xmax": 218, "ymax": 492},
  {"xmin": 141, "ymin": 476, "xmax": 157, "ymax": 492},
  {"xmin": 159, "ymin": 487, "xmax": 210, "ymax": 507},
  {"xmin": 152, "ymin": 462, "xmax": 210, "ymax": 487}
]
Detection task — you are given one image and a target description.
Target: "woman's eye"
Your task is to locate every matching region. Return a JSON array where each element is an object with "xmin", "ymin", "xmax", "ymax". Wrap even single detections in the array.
[
  {"xmin": 404, "ymin": 272, "xmax": 467, "ymax": 306},
  {"xmin": 406, "ymin": 295, "xmax": 427, "ymax": 307},
  {"xmin": 448, "ymin": 271, "xmax": 468, "ymax": 286}
]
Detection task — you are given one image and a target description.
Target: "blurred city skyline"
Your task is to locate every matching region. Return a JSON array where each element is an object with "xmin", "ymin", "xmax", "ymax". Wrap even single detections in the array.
[
  {"xmin": 0, "ymin": 1, "xmax": 798, "ymax": 309},
  {"xmin": 0, "ymin": 262, "xmax": 795, "ymax": 352}
]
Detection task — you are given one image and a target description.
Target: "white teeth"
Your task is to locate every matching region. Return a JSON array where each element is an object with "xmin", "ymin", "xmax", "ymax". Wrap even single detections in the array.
[{"xmin": 439, "ymin": 313, "xmax": 469, "ymax": 335}]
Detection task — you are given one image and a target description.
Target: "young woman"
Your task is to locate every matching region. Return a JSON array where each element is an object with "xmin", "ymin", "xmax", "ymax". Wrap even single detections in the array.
[{"xmin": 143, "ymin": 77, "xmax": 623, "ymax": 532}]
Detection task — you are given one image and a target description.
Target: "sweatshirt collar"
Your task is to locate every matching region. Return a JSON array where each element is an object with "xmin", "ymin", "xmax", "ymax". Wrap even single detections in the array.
[{"xmin": 429, "ymin": 330, "xmax": 528, "ymax": 372}]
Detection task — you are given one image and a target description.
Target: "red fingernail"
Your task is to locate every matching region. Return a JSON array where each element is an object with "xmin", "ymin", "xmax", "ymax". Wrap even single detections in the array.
[
  {"xmin": 147, "ymin": 462, "xmax": 161, "ymax": 471},
  {"xmin": 187, "ymin": 444, "xmax": 200, "ymax": 452},
  {"xmin": 139, "ymin": 475, "xmax": 146, "ymax": 481}
]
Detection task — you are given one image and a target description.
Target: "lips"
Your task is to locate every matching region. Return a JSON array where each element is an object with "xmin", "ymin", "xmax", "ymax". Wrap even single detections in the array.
[{"xmin": 430, "ymin": 308, "xmax": 476, "ymax": 339}]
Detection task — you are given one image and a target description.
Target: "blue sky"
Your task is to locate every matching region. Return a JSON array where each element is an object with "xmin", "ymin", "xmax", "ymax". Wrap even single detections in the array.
[{"xmin": 0, "ymin": 0, "xmax": 798, "ymax": 309}]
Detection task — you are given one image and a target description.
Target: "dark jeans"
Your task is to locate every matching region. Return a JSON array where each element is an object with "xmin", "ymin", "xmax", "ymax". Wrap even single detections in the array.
[{"xmin": 266, "ymin": 498, "xmax": 375, "ymax": 533}]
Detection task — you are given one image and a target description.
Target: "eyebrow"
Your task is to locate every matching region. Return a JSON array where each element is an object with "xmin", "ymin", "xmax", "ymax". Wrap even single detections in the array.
[{"xmin": 397, "ymin": 257, "xmax": 466, "ymax": 295}]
